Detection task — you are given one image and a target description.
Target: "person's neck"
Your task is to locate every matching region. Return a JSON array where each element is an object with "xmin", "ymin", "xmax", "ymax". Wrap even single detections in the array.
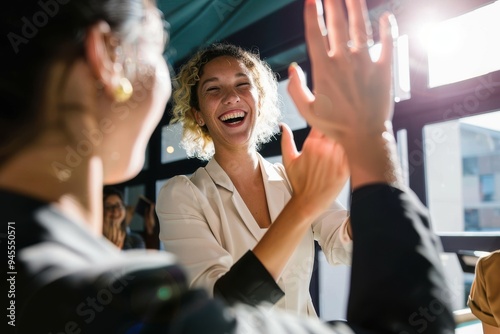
[
  {"xmin": 213, "ymin": 148, "xmax": 260, "ymax": 181},
  {"xmin": 0, "ymin": 140, "xmax": 103, "ymax": 236}
]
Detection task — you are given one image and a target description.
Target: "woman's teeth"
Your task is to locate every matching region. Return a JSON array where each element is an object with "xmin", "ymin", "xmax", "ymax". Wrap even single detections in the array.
[{"xmin": 220, "ymin": 112, "xmax": 245, "ymax": 123}]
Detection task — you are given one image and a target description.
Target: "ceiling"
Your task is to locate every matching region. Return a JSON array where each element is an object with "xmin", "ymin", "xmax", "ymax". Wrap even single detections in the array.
[
  {"xmin": 157, "ymin": 0, "xmax": 491, "ymax": 73},
  {"xmin": 157, "ymin": 0, "xmax": 411, "ymax": 73},
  {"xmin": 158, "ymin": 0, "xmax": 299, "ymax": 70}
]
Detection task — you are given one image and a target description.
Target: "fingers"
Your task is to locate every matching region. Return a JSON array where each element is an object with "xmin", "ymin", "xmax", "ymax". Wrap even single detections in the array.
[
  {"xmin": 304, "ymin": 0, "xmax": 329, "ymax": 59},
  {"xmin": 287, "ymin": 63, "xmax": 325, "ymax": 131},
  {"xmin": 306, "ymin": 0, "xmax": 391, "ymax": 55},
  {"xmin": 305, "ymin": 128, "xmax": 347, "ymax": 170},
  {"xmin": 298, "ymin": 0, "xmax": 396, "ymax": 142},
  {"xmin": 280, "ymin": 123, "xmax": 299, "ymax": 168},
  {"xmin": 287, "ymin": 63, "xmax": 314, "ymax": 116},
  {"xmin": 148, "ymin": 203, "xmax": 156, "ymax": 219},
  {"xmin": 304, "ymin": 0, "xmax": 394, "ymax": 60},
  {"xmin": 345, "ymin": 0, "xmax": 373, "ymax": 49},
  {"xmin": 324, "ymin": 0, "xmax": 349, "ymax": 54},
  {"xmin": 379, "ymin": 13, "xmax": 397, "ymax": 67},
  {"xmin": 328, "ymin": 139, "xmax": 350, "ymax": 182},
  {"xmin": 305, "ymin": 127, "xmax": 327, "ymax": 142},
  {"xmin": 333, "ymin": 141, "xmax": 349, "ymax": 173},
  {"xmin": 302, "ymin": 129, "xmax": 350, "ymax": 194}
]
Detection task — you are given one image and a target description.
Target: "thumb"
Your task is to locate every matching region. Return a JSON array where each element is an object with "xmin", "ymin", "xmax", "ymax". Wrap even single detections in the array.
[
  {"xmin": 287, "ymin": 63, "xmax": 314, "ymax": 121},
  {"xmin": 305, "ymin": 127, "xmax": 326, "ymax": 142},
  {"xmin": 280, "ymin": 122, "xmax": 299, "ymax": 168}
]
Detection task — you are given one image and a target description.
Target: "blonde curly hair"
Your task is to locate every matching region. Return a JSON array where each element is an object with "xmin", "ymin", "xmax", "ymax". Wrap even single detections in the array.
[{"xmin": 171, "ymin": 43, "xmax": 281, "ymax": 161}]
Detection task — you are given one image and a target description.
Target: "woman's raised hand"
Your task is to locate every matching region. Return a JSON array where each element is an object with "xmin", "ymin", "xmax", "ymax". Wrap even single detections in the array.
[
  {"xmin": 281, "ymin": 123, "xmax": 349, "ymax": 218},
  {"xmin": 103, "ymin": 219, "xmax": 126, "ymax": 249},
  {"xmin": 288, "ymin": 0, "xmax": 397, "ymax": 145}
]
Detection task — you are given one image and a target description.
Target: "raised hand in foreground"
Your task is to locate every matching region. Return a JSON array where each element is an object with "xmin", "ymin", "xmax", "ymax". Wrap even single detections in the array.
[{"xmin": 288, "ymin": 0, "xmax": 401, "ymax": 189}]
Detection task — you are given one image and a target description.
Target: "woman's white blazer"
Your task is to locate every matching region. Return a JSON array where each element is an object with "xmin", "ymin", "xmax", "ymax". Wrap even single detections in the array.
[{"xmin": 157, "ymin": 154, "xmax": 352, "ymax": 316}]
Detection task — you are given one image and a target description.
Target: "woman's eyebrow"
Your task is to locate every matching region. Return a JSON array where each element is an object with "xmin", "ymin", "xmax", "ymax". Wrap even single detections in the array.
[
  {"xmin": 200, "ymin": 77, "xmax": 219, "ymax": 90},
  {"xmin": 200, "ymin": 72, "xmax": 250, "ymax": 90}
]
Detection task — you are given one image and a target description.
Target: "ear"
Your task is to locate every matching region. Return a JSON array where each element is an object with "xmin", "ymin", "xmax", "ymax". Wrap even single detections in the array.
[
  {"xmin": 191, "ymin": 107, "xmax": 205, "ymax": 126},
  {"xmin": 85, "ymin": 21, "xmax": 121, "ymax": 99}
]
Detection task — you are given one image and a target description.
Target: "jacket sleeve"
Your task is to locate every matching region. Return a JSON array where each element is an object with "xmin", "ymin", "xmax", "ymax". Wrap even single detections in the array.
[
  {"xmin": 274, "ymin": 161, "xmax": 353, "ymax": 266},
  {"xmin": 214, "ymin": 251, "xmax": 284, "ymax": 306},
  {"xmin": 468, "ymin": 251, "xmax": 500, "ymax": 327},
  {"xmin": 156, "ymin": 175, "xmax": 283, "ymax": 307},
  {"xmin": 18, "ymin": 251, "xmax": 238, "ymax": 334},
  {"xmin": 311, "ymin": 200, "xmax": 353, "ymax": 265},
  {"xmin": 346, "ymin": 184, "xmax": 455, "ymax": 334}
]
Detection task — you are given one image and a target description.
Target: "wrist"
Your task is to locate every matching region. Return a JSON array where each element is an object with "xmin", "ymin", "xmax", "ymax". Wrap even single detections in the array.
[
  {"xmin": 286, "ymin": 195, "xmax": 325, "ymax": 225},
  {"xmin": 343, "ymin": 123, "xmax": 403, "ymax": 190}
]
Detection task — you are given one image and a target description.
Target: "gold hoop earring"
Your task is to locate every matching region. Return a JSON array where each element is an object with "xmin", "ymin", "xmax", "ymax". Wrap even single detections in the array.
[{"xmin": 114, "ymin": 77, "xmax": 133, "ymax": 102}]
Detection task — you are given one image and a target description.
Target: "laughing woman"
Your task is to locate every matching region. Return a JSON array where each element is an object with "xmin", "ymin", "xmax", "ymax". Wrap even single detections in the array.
[{"xmin": 157, "ymin": 43, "xmax": 352, "ymax": 316}]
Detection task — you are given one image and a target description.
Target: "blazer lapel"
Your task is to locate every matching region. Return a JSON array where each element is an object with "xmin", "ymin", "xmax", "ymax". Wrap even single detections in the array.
[
  {"xmin": 258, "ymin": 155, "xmax": 290, "ymax": 223},
  {"xmin": 203, "ymin": 156, "xmax": 291, "ymax": 241},
  {"xmin": 204, "ymin": 159, "xmax": 234, "ymax": 192},
  {"xmin": 204, "ymin": 159, "xmax": 265, "ymax": 241}
]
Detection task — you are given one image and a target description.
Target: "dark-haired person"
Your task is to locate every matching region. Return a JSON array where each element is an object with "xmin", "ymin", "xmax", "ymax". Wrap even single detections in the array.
[
  {"xmin": 1, "ymin": 0, "xmax": 454, "ymax": 333},
  {"xmin": 103, "ymin": 186, "xmax": 146, "ymax": 249}
]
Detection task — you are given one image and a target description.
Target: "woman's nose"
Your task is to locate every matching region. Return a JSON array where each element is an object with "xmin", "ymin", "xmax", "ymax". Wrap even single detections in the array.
[{"xmin": 222, "ymin": 88, "xmax": 240, "ymax": 104}]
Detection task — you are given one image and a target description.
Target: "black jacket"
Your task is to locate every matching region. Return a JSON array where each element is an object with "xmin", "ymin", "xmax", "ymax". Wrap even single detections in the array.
[{"xmin": 2, "ymin": 185, "xmax": 455, "ymax": 334}]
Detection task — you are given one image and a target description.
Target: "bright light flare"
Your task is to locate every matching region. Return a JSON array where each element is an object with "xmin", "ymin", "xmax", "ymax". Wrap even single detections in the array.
[{"xmin": 426, "ymin": 1, "xmax": 500, "ymax": 87}]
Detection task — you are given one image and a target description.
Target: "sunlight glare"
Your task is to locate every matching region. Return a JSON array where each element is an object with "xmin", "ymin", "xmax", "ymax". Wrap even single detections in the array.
[{"xmin": 427, "ymin": 1, "xmax": 500, "ymax": 87}]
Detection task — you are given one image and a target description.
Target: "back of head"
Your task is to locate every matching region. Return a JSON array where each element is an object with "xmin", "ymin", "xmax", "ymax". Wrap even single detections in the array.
[{"xmin": 0, "ymin": 0, "xmax": 147, "ymax": 166}]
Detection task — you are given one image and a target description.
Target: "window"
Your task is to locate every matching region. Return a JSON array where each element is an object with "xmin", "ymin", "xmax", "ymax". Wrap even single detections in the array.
[
  {"xmin": 424, "ymin": 111, "xmax": 500, "ymax": 233},
  {"xmin": 464, "ymin": 209, "xmax": 480, "ymax": 231},
  {"xmin": 161, "ymin": 123, "xmax": 188, "ymax": 164},
  {"xmin": 370, "ymin": 35, "xmax": 411, "ymax": 102},
  {"xmin": 277, "ymin": 75, "xmax": 308, "ymax": 131},
  {"xmin": 480, "ymin": 174, "xmax": 495, "ymax": 202},
  {"xmin": 462, "ymin": 157, "xmax": 478, "ymax": 176},
  {"xmin": 124, "ymin": 184, "xmax": 146, "ymax": 232},
  {"xmin": 425, "ymin": 1, "xmax": 500, "ymax": 87}
]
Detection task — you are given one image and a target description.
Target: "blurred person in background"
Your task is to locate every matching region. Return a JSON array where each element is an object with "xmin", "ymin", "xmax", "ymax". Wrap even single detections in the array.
[
  {"xmin": 469, "ymin": 250, "xmax": 500, "ymax": 334},
  {"xmin": 103, "ymin": 186, "xmax": 145, "ymax": 249}
]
